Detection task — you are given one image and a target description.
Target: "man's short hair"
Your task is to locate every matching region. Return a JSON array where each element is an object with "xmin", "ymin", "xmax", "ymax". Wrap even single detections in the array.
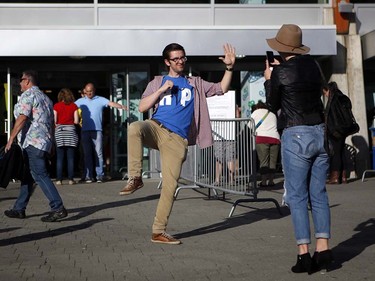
[
  {"xmin": 162, "ymin": 43, "xmax": 186, "ymax": 60},
  {"xmin": 22, "ymin": 70, "xmax": 39, "ymax": 86}
]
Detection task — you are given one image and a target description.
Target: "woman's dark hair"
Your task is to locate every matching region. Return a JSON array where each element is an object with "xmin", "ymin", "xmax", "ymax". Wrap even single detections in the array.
[
  {"xmin": 323, "ymin": 81, "xmax": 339, "ymax": 92},
  {"xmin": 162, "ymin": 43, "xmax": 186, "ymax": 60},
  {"xmin": 254, "ymin": 100, "xmax": 268, "ymax": 110}
]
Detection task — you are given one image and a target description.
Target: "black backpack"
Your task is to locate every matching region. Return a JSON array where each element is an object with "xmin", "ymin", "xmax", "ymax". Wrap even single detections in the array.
[{"xmin": 326, "ymin": 91, "xmax": 359, "ymax": 139}]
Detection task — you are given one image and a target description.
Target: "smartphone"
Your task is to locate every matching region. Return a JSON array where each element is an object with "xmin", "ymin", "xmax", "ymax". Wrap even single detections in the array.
[{"xmin": 266, "ymin": 51, "xmax": 274, "ymax": 64}]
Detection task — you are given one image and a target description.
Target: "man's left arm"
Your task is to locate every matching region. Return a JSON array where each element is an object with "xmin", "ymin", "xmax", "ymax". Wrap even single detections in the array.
[
  {"xmin": 108, "ymin": 101, "xmax": 127, "ymax": 110},
  {"xmin": 219, "ymin": 43, "xmax": 236, "ymax": 93}
]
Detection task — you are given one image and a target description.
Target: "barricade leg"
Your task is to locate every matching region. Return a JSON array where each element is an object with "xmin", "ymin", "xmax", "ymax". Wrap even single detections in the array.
[
  {"xmin": 361, "ymin": 128, "xmax": 375, "ymax": 182},
  {"xmin": 229, "ymin": 197, "xmax": 283, "ymax": 218}
]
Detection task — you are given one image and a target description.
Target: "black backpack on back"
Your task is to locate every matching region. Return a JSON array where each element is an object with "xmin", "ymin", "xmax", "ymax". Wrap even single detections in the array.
[{"xmin": 326, "ymin": 90, "xmax": 359, "ymax": 139}]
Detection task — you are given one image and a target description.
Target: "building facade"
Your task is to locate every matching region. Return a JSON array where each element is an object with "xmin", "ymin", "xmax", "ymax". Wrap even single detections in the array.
[{"xmin": 0, "ymin": 0, "xmax": 374, "ymax": 178}]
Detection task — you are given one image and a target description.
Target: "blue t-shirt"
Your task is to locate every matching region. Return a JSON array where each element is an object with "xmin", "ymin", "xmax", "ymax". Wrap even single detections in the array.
[
  {"xmin": 152, "ymin": 76, "xmax": 194, "ymax": 139},
  {"xmin": 75, "ymin": 95, "xmax": 109, "ymax": 131}
]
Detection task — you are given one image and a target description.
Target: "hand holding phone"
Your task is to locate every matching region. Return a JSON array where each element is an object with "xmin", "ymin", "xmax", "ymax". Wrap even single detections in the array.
[
  {"xmin": 266, "ymin": 51, "xmax": 275, "ymax": 71},
  {"xmin": 266, "ymin": 51, "xmax": 274, "ymax": 64}
]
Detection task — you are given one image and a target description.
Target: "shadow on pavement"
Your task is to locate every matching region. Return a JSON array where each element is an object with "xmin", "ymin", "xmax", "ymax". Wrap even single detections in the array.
[
  {"xmin": 175, "ymin": 206, "xmax": 289, "ymax": 239},
  {"xmin": 330, "ymin": 218, "xmax": 375, "ymax": 271},
  {"xmin": 0, "ymin": 196, "xmax": 17, "ymax": 203},
  {"xmin": 0, "ymin": 227, "xmax": 21, "ymax": 233},
  {"xmin": 0, "ymin": 218, "xmax": 113, "ymax": 247},
  {"xmin": 64, "ymin": 194, "xmax": 160, "ymax": 221}
]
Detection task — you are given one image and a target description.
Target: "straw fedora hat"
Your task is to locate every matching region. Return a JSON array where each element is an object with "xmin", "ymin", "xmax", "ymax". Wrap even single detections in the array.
[{"xmin": 266, "ymin": 24, "xmax": 310, "ymax": 54}]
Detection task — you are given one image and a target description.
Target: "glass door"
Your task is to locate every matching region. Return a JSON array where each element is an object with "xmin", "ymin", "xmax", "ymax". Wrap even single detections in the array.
[
  {"xmin": 1, "ymin": 69, "xmax": 20, "ymax": 147},
  {"xmin": 110, "ymin": 69, "xmax": 149, "ymax": 179}
]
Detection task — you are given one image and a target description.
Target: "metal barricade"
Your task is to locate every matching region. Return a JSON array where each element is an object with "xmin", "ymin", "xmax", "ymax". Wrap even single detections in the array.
[
  {"xmin": 146, "ymin": 118, "xmax": 281, "ymax": 217},
  {"xmin": 142, "ymin": 149, "xmax": 163, "ymax": 189},
  {"xmin": 175, "ymin": 118, "xmax": 281, "ymax": 217},
  {"xmin": 144, "ymin": 144, "xmax": 199, "ymax": 191},
  {"xmin": 142, "ymin": 149, "xmax": 162, "ymax": 177}
]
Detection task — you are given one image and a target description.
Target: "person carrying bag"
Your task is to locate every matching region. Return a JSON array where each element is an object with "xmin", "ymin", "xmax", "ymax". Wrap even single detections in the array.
[{"xmin": 324, "ymin": 81, "xmax": 359, "ymax": 184}]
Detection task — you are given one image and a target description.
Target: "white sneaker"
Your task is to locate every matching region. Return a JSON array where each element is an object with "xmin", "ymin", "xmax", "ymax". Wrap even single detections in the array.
[
  {"xmin": 68, "ymin": 180, "xmax": 76, "ymax": 185},
  {"xmin": 56, "ymin": 180, "xmax": 62, "ymax": 185}
]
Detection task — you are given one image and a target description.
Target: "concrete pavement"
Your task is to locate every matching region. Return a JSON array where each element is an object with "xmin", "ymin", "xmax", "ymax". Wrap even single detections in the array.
[{"xmin": 1, "ymin": 176, "xmax": 375, "ymax": 281}]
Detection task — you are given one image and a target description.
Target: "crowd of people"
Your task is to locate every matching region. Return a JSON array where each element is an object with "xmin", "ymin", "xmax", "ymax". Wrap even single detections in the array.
[
  {"xmin": 3, "ymin": 75, "xmax": 127, "ymax": 222},
  {"xmin": 3, "ymin": 23, "xmax": 361, "ymax": 274},
  {"xmin": 53, "ymin": 82, "xmax": 128, "ymax": 185}
]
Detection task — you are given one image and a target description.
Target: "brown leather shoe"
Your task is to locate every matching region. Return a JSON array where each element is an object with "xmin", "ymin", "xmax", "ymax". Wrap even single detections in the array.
[
  {"xmin": 341, "ymin": 170, "xmax": 348, "ymax": 184},
  {"xmin": 119, "ymin": 176, "xmax": 144, "ymax": 195},
  {"xmin": 327, "ymin": 171, "xmax": 340, "ymax": 184},
  {"xmin": 151, "ymin": 232, "xmax": 181, "ymax": 245}
]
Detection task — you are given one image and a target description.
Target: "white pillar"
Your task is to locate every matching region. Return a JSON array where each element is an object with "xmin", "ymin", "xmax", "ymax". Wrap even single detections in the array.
[
  {"xmin": 323, "ymin": 6, "xmax": 370, "ymax": 177},
  {"xmin": 329, "ymin": 34, "xmax": 369, "ymax": 178},
  {"xmin": 346, "ymin": 34, "xmax": 369, "ymax": 175}
]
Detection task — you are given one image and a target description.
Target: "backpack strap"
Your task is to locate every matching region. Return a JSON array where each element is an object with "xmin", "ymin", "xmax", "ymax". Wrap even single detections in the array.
[{"xmin": 255, "ymin": 111, "xmax": 270, "ymax": 129}]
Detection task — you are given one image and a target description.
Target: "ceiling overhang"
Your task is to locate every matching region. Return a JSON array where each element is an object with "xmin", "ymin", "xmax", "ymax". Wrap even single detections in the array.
[{"xmin": 0, "ymin": 26, "xmax": 336, "ymax": 57}]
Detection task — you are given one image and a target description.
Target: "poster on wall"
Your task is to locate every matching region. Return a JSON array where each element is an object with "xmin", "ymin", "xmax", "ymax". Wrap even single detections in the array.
[
  {"xmin": 207, "ymin": 91, "xmax": 236, "ymax": 140},
  {"xmin": 240, "ymin": 71, "xmax": 266, "ymax": 118}
]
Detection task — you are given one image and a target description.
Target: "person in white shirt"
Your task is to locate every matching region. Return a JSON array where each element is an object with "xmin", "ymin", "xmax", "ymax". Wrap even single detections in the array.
[{"xmin": 251, "ymin": 100, "xmax": 280, "ymax": 187}]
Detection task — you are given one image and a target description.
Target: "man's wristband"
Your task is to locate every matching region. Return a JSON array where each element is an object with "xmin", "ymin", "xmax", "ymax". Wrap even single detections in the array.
[{"xmin": 226, "ymin": 66, "xmax": 233, "ymax": 72}]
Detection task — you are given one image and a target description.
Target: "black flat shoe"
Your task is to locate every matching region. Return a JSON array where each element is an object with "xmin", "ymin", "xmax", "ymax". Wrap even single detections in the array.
[
  {"xmin": 41, "ymin": 207, "xmax": 68, "ymax": 222},
  {"xmin": 291, "ymin": 253, "xmax": 313, "ymax": 274},
  {"xmin": 312, "ymin": 249, "xmax": 334, "ymax": 272},
  {"xmin": 4, "ymin": 209, "xmax": 26, "ymax": 219}
]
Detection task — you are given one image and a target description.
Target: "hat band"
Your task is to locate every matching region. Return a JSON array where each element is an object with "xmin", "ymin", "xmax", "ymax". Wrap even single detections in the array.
[{"xmin": 275, "ymin": 38, "xmax": 304, "ymax": 52}]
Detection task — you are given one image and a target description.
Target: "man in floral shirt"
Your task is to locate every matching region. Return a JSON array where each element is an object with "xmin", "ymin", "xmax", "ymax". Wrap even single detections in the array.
[{"xmin": 4, "ymin": 70, "xmax": 68, "ymax": 222}]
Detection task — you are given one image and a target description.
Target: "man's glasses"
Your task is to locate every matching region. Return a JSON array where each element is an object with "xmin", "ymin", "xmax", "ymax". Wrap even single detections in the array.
[
  {"xmin": 20, "ymin": 78, "xmax": 28, "ymax": 82},
  {"xmin": 169, "ymin": 57, "xmax": 187, "ymax": 63}
]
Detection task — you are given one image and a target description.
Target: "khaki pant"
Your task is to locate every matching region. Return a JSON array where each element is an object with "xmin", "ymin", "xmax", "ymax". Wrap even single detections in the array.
[
  {"xmin": 128, "ymin": 120, "xmax": 188, "ymax": 233},
  {"xmin": 255, "ymin": 143, "xmax": 280, "ymax": 174}
]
